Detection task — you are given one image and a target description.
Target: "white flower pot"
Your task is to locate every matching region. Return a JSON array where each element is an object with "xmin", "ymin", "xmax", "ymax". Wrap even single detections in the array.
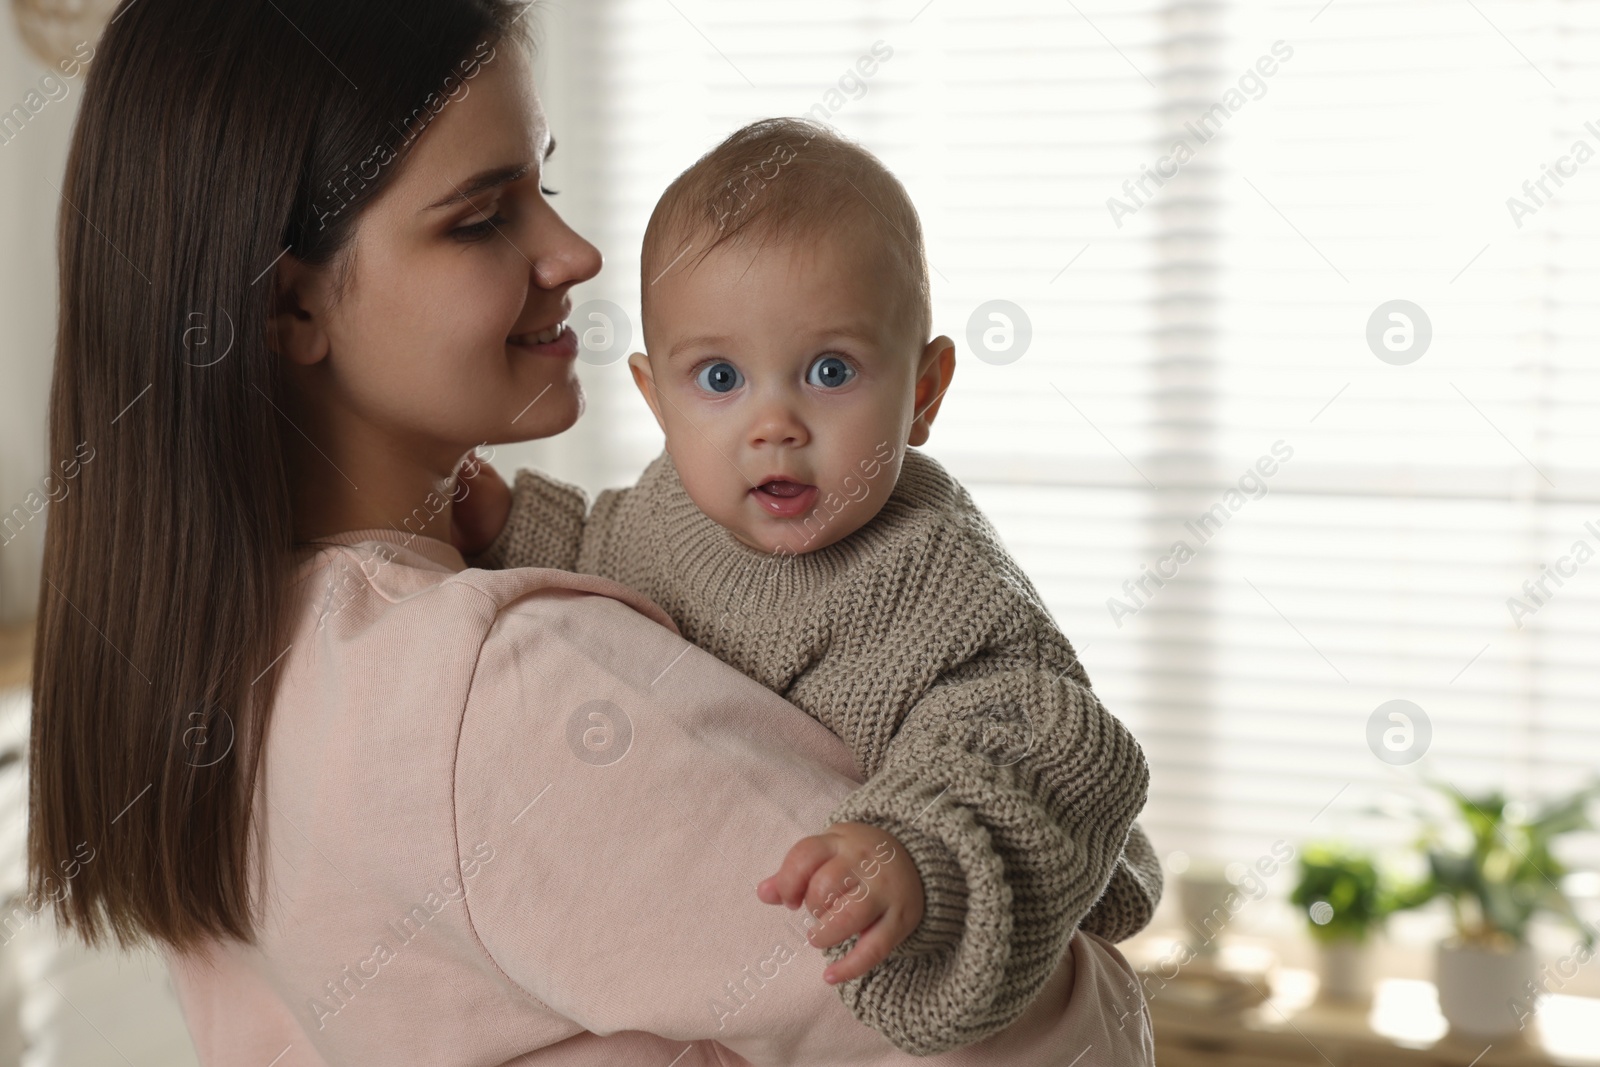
[
  {"xmin": 1177, "ymin": 869, "xmax": 1236, "ymax": 957},
  {"xmin": 1435, "ymin": 940, "xmax": 1539, "ymax": 1039},
  {"xmin": 1317, "ymin": 939, "xmax": 1372, "ymax": 1002}
]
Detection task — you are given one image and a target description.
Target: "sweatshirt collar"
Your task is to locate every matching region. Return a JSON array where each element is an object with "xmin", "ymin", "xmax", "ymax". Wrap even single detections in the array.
[{"xmin": 295, "ymin": 528, "xmax": 467, "ymax": 574}]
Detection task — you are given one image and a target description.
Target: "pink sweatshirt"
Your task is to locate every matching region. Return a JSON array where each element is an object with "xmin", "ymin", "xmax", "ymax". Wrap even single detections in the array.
[{"xmin": 163, "ymin": 529, "xmax": 1154, "ymax": 1065}]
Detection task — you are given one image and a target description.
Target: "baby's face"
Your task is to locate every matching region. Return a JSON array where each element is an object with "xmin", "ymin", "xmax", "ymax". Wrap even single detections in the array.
[{"xmin": 631, "ymin": 230, "xmax": 951, "ymax": 556}]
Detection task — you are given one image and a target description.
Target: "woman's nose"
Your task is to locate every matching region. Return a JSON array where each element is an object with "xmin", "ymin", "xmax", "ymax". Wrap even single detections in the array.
[{"xmin": 530, "ymin": 210, "xmax": 602, "ymax": 290}]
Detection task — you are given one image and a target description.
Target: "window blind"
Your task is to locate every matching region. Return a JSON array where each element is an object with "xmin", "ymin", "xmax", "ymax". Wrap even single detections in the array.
[{"xmin": 523, "ymin": 0, "xmax": 1600, "ymax": 877}]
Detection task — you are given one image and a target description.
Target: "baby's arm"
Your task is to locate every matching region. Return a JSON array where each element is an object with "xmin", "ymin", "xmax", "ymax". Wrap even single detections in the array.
[
  {"xmin": 757, "ymin": 818, "xmax": 1161, "ymax": 985},
  {"xmin": 790, "ymin": 548, "xmax": 1151, "ymax": 1057},
  {"xmin": 465, "ymin": 466, "xmax": 590, "ymax": 572},
  {"xmin": 1081, "ymin": 821, "xmax": 1163, "ymax": 942},
  {"xmin": 829, "ymin": 646, "xmax": 1147, "ymax": 1055}
]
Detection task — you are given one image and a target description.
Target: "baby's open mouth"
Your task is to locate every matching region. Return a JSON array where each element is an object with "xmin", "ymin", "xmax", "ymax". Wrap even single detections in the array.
[{"xmin": 750, "ymin": 479, "xmax": 818, "ymax": 518}]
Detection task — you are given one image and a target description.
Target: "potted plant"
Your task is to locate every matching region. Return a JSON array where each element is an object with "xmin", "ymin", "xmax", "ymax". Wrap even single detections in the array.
[
  {"xmin": 1290, "ymin": 844, "xmax": 1393, "ymax": 1001},
  {"xmin": 1389, "ymin": 780, "xmax": 1599, "ymax": 1039}
]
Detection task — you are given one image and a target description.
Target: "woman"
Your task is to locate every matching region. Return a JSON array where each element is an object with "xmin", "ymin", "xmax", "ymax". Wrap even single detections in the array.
[{"xmin": 26, "ymin": 0, "xmax": 1155, "ymax": 1062}]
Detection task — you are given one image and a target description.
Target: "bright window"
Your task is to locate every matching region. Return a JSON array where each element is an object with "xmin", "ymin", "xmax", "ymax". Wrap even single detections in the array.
[{"xmin": 516, "ymin": 0, "xmax": 1600, "ymax": 877}]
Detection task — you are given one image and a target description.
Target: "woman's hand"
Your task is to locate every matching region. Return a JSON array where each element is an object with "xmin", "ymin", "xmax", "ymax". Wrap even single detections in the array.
[
  {"xmin": 756, "ymin": 821, "xmax": 925, "ymax": 985},
  {"xmin": 449, "ymin": 452, "xmax": 512, "ymax": 557}
]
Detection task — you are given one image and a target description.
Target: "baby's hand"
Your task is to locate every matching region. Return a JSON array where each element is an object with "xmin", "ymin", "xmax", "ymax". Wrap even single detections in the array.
[{"xmin": 756, "ymin": 821, "xmax": 924, "ymax": 985}]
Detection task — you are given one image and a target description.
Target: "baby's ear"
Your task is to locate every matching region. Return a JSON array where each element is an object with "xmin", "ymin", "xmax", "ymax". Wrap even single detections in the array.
[
  {"xmin": 627, "ymin": 352, "xmax": 669, "ymax": 436},
  {"xmin": 909, "ymin": 335, "xmax": 956, "ymax": 446}
]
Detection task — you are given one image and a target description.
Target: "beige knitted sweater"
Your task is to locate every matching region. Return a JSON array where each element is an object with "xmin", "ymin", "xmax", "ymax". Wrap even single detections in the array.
[{"xmin": 472, "ymin": 446, "xmax": 1161, "ymax": 1056}]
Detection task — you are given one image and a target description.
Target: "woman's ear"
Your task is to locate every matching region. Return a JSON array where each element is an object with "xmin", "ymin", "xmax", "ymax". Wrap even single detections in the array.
[
  {"xmin": 627, "ymin": 351, "xmax": 670, "ymax": 437},
  {"xmin": 267, "ymin": 253, "xmax": 333, "ymax": 367},
  {"xmin": 908, "ymin": 335, "xmax": 956, "ymax": 447}
]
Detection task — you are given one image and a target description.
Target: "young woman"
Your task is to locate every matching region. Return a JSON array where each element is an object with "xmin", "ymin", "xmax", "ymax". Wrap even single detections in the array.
[{"xmin": 26, "ymin": 1, "xmax": 1154, "ymax": 1062}]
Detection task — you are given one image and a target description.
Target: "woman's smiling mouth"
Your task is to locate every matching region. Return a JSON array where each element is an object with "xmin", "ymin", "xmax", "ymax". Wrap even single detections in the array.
[{"xmin": 507, "ymin": 320, "xmax": 577, "ymax": 358}]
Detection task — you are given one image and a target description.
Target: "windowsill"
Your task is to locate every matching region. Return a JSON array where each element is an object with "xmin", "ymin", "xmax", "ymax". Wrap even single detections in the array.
[
  {"xmin": 1135, "ymin": 894, "xmax": 1600, "ymax": 999},
  {"xmin": 1123, "ymin": 930, "xmax": 1600, "ymax": 1066}
]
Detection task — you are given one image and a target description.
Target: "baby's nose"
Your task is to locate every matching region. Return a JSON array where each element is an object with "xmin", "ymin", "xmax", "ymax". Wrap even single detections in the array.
[{"xmin": 748, "ymin": 403, "xmax": 808, "ymax": 448}]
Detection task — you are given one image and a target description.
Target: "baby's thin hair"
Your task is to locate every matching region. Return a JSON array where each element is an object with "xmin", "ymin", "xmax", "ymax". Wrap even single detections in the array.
[{"xmin": 640, "ymin": 117, "xmax": 933, "ymax": 346}]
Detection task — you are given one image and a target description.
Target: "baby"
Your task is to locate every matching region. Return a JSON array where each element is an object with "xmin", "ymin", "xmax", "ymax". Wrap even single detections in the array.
[{"xmin": 468, "ymin": 118, "xmax": 1160, "ymax": 1056}]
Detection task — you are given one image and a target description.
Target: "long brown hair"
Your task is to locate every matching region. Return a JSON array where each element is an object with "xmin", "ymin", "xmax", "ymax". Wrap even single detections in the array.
[{"xmin": 29, "ymin": 0, "xmax": 533, "ymax": 951}]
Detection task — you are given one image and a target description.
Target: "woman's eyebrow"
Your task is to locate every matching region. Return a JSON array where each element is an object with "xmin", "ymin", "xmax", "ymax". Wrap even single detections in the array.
[{"xmin": 423, "ymin": 139, "xmax": 557, "ymax": 211}]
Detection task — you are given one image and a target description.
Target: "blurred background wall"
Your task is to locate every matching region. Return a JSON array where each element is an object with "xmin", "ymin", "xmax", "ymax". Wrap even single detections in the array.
[{"xmin": 0, "ymin": 2, "xmax": 76, "ymax": 626}]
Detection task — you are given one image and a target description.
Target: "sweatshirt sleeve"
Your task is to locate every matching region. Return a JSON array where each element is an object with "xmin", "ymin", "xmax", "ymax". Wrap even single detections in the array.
[
  {"xmin": 821, "ymin": 561, "xmax": 1151, "ymax": 1056},
  {"xmin": 451, "ymin": 586, "xmax": 1156, "ymax": 1067},
  {"xmin": 467, "ymin": 467, "xmax": 590, "ymax": 572},
  {"xmin": 1080, "ymin": 822, "xmax": 1163, "ymax": 943}
]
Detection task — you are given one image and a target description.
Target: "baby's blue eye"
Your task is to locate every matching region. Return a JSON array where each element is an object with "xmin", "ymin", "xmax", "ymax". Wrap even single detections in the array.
[
  {"xmin": 807, "ymin": 355, "xmax": 855, "ymax": 389},
  {"xmin": 695, "ymin": 361, "xmax": 743, "ymax": 394}
]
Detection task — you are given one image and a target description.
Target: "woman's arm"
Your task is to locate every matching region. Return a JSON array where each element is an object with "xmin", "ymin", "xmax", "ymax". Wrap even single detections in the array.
[{"xmin": 450, "ymin": 585, "xmax": 1154, "ymax": 1066}]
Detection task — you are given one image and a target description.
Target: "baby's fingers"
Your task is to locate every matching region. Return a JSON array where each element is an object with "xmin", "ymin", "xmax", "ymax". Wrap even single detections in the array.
[
  {"xmin": 801, "ymin": 859, "xmax": 879, "ymax": 949},
  {"xmin": 823, "ymin": 918, "xmax": 901, "ymax": 985},
  {"xmin": 760, "ymin": 835, "xmax": 837, "ymax": 910}
]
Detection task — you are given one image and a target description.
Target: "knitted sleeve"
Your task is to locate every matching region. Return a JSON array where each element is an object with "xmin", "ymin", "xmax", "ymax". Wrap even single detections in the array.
[
  {"xmin": 1080, "ymin": 822, "xmax": 1163, "ymax": 942},
  {"xmin": 573, "ymin": 486, "xmax": 630, "ymax": 578},
  {"xmin": 821, "ymin": 558, "xmax": 1150, "ymax": 1056},
  {"xmin": 465, "ymin": 467, "xmax": 589, "ymax": 572}
]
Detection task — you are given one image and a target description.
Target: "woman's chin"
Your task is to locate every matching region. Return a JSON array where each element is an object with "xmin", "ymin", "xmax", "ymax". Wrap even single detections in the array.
[{"xmin": 495, "ymin": 377, "xmax": 584, "ymax": 444}]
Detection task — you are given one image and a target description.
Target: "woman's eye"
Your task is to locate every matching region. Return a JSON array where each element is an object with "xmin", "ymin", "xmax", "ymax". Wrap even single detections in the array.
[
  {"xmin": 452, "ymin": 212, "xmax": 508, "ymax": 242},
  {"xmin": 694, "ymin": 361, "xmax": 743, "ymax": 394},
  {"xmin": 807, "ymin": 355, "xmax": 855, "ymax": 389}
]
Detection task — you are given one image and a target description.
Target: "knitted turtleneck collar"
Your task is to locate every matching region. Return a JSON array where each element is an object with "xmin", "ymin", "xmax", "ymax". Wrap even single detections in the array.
[{"xmin": 629, "ymin": 444, "xmax": 962, "ymax": 618}]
